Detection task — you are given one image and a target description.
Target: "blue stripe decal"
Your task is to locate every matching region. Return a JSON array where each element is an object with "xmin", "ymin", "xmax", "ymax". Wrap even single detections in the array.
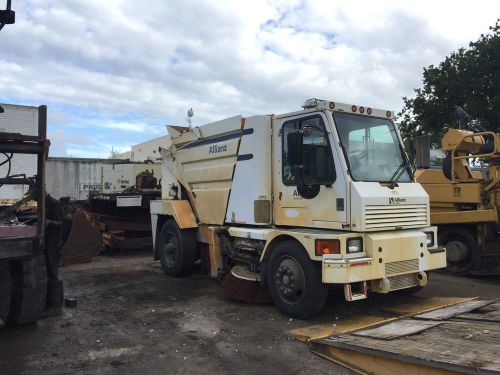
[
  {"xmin": 237, "ymin": 153, "xmax": 253, "ymax": 161},
  {"xmin": 181, "ymin": 128, "xmax": 254, "ymax": 149}
]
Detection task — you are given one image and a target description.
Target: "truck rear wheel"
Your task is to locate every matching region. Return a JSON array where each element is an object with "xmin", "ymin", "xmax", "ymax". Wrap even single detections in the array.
[
  {"xmin": 158, "ymin": 219, "xmax": 197, "ymax": 277},
  {"xmin": 8, "ymin": 253, "xmax": 48, "ymax": 325},
  {"xmin": 0, "ymin": 260, "xmax": 12, "ymax": 324},
  {"xmin": 267, "ymin": 240, "xmax": 328, "ymax": 319}
]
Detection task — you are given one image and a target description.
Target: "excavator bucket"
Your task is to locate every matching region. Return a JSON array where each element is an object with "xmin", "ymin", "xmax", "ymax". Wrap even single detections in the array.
[{"xmin": 62, "ymin": 210, "xmax": 102, "ymax": 265}]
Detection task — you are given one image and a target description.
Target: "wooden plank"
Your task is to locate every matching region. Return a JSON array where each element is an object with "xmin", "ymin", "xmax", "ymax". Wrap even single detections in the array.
[
  {"xmin": 287, "ymin": 297, "xmax": 474, "ymax": 342},
  {"xmin": 457, "ymin": 302, "xmax": 500, "ymax": 323},
  {"xmin": 415, "ymin": 300, "xmax": 492, "ymax": 321},
  {"xmin": 353, "ymin": 319, "xmax": 442, "ymax": 340}
]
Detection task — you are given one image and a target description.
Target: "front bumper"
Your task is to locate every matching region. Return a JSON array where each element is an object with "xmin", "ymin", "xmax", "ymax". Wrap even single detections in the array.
[{"xmin": 322, "ymin": 246, "xmax": 446, "ymax": 285}]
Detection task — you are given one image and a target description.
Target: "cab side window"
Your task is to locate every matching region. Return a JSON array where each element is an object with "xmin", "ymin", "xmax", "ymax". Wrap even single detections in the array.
[{"xmin": 282, "ymin": 115, "xmax": 336, "ymax": 185}]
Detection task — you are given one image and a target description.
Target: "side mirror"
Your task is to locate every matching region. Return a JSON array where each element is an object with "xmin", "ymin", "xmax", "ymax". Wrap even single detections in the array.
[
  {"xmin": 287, "ymin": 132, "xmax": 303, "ymax": 166},
  {"xmin": 413, "ymin": 135, "xmax": 430, "ymax": 169}
]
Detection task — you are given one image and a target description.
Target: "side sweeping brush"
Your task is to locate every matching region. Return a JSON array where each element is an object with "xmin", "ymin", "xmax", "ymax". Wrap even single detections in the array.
[{"xmin": 220, "ymin": 269, "xmax": 272, "ymax": 304}]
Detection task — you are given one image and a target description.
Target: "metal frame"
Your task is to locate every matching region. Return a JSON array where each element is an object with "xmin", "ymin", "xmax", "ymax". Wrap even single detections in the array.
[
  {"xmin": 0, "ymin": 105, "xmax": 48, "ymax": 260},
  {"xmin": 451, "ymin": 131, "xmax": 499, "ymax": 183}
]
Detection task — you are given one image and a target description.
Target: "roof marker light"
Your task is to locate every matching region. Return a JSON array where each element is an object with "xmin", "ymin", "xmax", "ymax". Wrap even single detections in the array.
[
  {"xmin": 386, "ymin": 111, "xmax": 392, "ymax": 117},
  {"xmin": 329, "ymin": 102, "xmax": 335, "ymax": 110},
  {"xmin": 367, "ymin": 108, "xmax": 372, "ymax": 115},
  {"xmin": 359, "ymin": 106, "xmax": 365, "ymax": 114},
  {"xmin": 351, "ymin": 105, "xmax": 357, "ymax": 112}
]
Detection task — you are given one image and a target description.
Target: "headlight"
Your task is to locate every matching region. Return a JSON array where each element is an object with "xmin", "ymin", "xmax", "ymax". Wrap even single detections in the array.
[
  {"xmin": 424, "ymin": 232, "xmax": 434, "ymax": 247},
  {"xmin": 347, "ymin": 237, "xmax": 363, "ymax": 254}
]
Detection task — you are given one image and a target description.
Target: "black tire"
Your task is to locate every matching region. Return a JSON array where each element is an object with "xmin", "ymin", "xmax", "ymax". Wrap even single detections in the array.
[
  {"xmin": 0, "ymin": 260, "xmax": 12, "ymax": 324},
  {"xmin": 442, "ymin": 154, "xmax": 452, "ymax": 180},
  {"xmin": 158, "ymin": 220, "xmax": 197, "ymax": 277},
  {"xmin": 438, "ymin": 227, "xmax": 477, "ymax": 276},
  {"xmin": 267, "ymin": 240, "xmax": 328, "ymax": 319},
  {"xmin": 9, "ymin": 253, "xmax": 48, "ymax": 325}
]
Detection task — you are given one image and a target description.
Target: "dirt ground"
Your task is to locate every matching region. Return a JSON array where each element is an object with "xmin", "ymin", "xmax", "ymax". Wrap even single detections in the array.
[{"xmin": 0, "ymin": 250, "xmax": 498, "ymax": 375}]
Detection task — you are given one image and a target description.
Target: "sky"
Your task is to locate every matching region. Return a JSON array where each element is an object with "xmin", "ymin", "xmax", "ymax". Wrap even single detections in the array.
[{"xmin": 0, "ymin": 1, "xmax": 499, "ymax": 158}]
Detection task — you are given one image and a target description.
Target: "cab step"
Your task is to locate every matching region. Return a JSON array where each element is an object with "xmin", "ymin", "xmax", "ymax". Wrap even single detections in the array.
[{"xmin": 344, "ymin": 281, "xmax": 368, "ymax": 301}]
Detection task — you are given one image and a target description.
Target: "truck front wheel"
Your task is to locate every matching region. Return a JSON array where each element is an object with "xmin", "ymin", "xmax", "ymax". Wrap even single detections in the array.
[
  {"xmin": 267, "ymin": 240, "xmax": 328, "ymax": 319},
  {"xmin": 158, "ymin": 219, "xmax": 197, "ymax": 277}
]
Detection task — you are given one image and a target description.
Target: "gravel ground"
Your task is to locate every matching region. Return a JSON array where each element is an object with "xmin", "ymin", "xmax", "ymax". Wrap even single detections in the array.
[{"xmin": 0, "ymin": 250, "xmax": 498, "ymax": 374}]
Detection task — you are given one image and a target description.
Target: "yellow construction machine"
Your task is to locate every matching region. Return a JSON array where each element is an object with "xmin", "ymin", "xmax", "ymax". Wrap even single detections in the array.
[{"xmin": 415, "ymin": 119, "xmax": 500, "ymax": 275}]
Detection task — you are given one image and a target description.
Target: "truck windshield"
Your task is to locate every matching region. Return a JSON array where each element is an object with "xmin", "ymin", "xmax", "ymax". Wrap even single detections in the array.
[{"xmin": 333, "ymin": 113, "xmax": 411, "ymax": 182}]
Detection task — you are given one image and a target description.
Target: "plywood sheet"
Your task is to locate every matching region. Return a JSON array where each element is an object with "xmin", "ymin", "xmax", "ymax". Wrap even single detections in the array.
[
  {"xmin": 353, "ymin": 319, "xmax": 442, "ymax": 340},
  {"xmin": 414, "ymin": 300, "xmax": 492, "ymax": 321}
]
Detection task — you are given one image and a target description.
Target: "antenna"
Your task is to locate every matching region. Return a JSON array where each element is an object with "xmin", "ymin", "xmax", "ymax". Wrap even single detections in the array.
[{"xmin": 187, "ymin": 108, "xmax": 194, "ymax": 128}]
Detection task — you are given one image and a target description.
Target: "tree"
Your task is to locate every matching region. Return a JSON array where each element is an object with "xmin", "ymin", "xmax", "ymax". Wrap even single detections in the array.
[{"xmin": 399, "ymin": 19, "xmax": 500, "ymax": 146}]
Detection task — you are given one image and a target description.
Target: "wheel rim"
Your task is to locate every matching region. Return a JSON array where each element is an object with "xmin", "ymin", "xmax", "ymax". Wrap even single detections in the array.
[
  {"xmin": 162, "ymin": 230, "xmax": 178, "ymax": 268},
  {"xmin": 274, "ymin": 255, "xmax": 306, "ymax": 305}
]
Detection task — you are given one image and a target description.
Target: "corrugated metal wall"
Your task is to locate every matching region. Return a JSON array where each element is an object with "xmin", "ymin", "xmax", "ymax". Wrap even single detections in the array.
[
  {"xmin": 0, "ymin": 104, "xmax": 38, "ymax": 200},
  {"xmin": 0, "ymin": 103, "xmax": 38, "ymax": 136},
  {"xmin": 46, "ymin": 158, "xmax": 162, "ymax": 200},
  {"xmin": 46, "ymin": 158, "xmax": 109, "ymax": 200}
]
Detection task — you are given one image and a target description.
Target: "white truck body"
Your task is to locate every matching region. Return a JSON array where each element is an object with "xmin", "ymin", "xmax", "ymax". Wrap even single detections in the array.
[{"xmin": 151, "ymin": 99, "xmax": 447, "ymax": 317}]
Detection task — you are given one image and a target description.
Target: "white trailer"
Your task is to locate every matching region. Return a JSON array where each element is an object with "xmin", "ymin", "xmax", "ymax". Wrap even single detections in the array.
[{"xmin": 151, "ymin": 99, "xmax": 447, "ymax": 318}]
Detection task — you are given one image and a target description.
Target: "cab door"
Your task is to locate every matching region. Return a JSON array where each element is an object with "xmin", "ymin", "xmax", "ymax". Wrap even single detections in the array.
[{"xmin": 272, "ymin": 112, "xmax": 348, "ymax": 229}]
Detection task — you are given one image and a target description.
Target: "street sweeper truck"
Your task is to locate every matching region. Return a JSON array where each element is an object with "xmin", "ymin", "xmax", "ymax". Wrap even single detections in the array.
[{"xmin": 150, "ymin": 99, "xmax": 447, "ymax": 318}]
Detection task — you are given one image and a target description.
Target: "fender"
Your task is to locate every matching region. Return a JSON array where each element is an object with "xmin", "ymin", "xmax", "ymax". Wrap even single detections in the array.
[{"xmin": 150, "ymin": 200, "xmax": 198, "ymax": 229}]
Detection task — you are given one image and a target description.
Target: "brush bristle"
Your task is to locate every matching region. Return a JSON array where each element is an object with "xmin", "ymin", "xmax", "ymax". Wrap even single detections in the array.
[{"xmin": 220, "ymin": 273, "xmax": 272, "ymax": 304}]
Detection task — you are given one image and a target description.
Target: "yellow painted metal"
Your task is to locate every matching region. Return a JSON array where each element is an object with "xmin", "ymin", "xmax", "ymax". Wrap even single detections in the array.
[
  {"xmin": 288, "ymin": 314, "xmax": 398, "ymax": 343},
  {"xmin": 311, "ymin": 345, "xmax": 459, "ymax": 375},
  {"xmin": 414, "ymin": 169, "xmax": 482, "ymax": 183},
  {"xmin": 415, "ymin": 128, "xmax": 500, "ymax": 256},
  {"xmin": 431, "ymin": 209, "xmax": 497, "ymax": 224},
  {"xmin": 206, "ymin": 226, "xmax": 224, "ymax": 278},
  {"xmin": 421, "ymin": 183, "xmax": 481, "ymax": 204},
  {"xmin": 485, "ymin": 175, "xmax": 500, "ymax": 192},
  {"xmin": 162, "ymin": 200, "xmax": 198, "ymax": 229},
  {"xmin": 441, "ymin": 129, "xmax": 484, "ymax": 152},
  {"xmin": 287, "ymin": 296, "xmax": 473, "ymax": 342}
]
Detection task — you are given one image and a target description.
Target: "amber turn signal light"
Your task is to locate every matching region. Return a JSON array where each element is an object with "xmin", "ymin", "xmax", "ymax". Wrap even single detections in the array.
[{"xmin": 315, "ymin": 239, "xmax": 340, "ymax": 256}]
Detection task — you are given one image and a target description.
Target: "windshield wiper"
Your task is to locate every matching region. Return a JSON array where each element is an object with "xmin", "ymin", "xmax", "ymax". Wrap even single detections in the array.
[
  {"xmin": 389, "ymin": 142, "xmax": 414, "ymax": 187},
  {"xmin": 389, "ymin": 162, "xmax": 406, "ymax": 186}
]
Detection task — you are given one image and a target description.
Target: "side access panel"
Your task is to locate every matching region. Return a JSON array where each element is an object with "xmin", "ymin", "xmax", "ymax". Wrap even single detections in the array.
[{"xmin": 225, "ymin": 115, "xmax": 272, "ymax": 225}]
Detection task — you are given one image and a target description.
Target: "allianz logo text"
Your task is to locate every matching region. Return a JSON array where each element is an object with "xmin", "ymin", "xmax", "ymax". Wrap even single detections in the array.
[{"xmin": 389, "ymin": 197, "xmax": 407, "ymax": 204}]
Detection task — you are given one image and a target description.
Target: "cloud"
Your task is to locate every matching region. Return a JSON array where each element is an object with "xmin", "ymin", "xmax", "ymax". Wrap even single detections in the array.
[{"xmin": 1, "ymin": 0, "xmax": 500, "ymax": 156}]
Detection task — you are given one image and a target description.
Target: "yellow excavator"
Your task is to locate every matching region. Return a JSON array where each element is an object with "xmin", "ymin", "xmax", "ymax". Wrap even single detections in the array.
[{"xmin": 414, "ymin": 108, "xmax": 500, "ymax": 275}]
